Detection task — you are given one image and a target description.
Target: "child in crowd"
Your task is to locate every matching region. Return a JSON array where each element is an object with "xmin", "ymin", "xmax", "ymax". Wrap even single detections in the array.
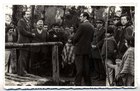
[
  {"xmin": 101, "ymin": 26, "xmax": 117, "ymax": 86},
  {"xmin": 5, "ymin": 23, "xmax": 17, "ymax": 74}
]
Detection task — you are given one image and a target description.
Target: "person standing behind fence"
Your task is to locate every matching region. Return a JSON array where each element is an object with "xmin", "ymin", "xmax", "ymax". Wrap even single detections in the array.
[
  {"xmin": 30, "ymin": 20, "xmax": 49, "ymax": 75},
  {"xmin": 17, "ymin": 11, "xmax": 36, "ymax": 76},
  {"xmin": 72, "ymin": 12, "xmax": 94, "ymax": 86},
  {"xmin": 48, "ymin": 23, "xmax": 67, "ymax": 75},
  {"xmin": 5, "ymin": 22, "xmax": 17, "ymax": 74}
]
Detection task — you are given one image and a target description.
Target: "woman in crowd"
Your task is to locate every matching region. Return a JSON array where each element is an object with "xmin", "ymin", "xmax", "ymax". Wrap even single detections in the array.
[{"xmin": 115, "ymin": 36, "xmax": 134, "ymax": 86}]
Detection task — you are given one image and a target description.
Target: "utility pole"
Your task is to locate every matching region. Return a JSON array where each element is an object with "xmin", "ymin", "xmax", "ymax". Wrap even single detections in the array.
[{"xmin": 31, "ymin": 5, "xmax": 35, "ymax": 29}]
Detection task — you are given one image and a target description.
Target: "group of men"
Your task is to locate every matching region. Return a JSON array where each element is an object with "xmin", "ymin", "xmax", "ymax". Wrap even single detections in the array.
[
  {"xmin": 72, "ymin": 12, "xmax": 134, "ymax": 86},
  {"xmin": 17, "ymin": 11, "xmax": 49, "ymax": 76},
  {"xmin": 16, "ymin": 10, "xmax": 71, "ymax": 76},
  {"xmin": 8, "ymin": 9, "xmax": 134, "ymax": 86}
]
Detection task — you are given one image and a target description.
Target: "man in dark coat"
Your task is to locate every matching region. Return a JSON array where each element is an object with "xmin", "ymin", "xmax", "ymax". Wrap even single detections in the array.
[
  {"xmin": 30, "ymin": 20, "xmax": 49, "ymax": 75},
  {"xmin": 112, "ymin": 15, "xmax": 121, "ymax": 44},
  {"xmin": 117, "ymin": 14, "xmax": 133, "ymax": 59},
  {"xmin": 72, "ymin": 12, "xmax": 94, "ymax": 86},
  {"xmin": 48, "ymin": 23, "xmax": 67, "ymax": 44},
  {"xmin": 17, "ymin": 11, "xmax": 35, "ymax": 76},
  {"xmin": 91, "ymin": 19, "xmax": 106, "ymax": 80},
  {"xmin": 48, "ymin": 24, "xmax": 67, "ymax": 75}
]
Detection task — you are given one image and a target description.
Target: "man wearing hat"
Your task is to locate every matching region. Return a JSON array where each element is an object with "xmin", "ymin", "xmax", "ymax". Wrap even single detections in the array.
[
  {"xmin": 91, "ymin": 19, "xmax": 106, "ymax": 81},
  {"xmin": 112, "ymin": 15, "xmax": 122, "ymax": 43}
]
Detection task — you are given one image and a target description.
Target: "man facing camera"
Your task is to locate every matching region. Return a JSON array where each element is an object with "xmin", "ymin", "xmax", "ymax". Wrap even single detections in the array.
[{"xmin": 30, "ymin": 20, "xmax": 49, "ymax": 75}]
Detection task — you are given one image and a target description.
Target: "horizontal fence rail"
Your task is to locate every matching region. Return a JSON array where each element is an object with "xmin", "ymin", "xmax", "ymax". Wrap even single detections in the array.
[
  {"xmin": 5, "ymin": 42, "xmax": 63, "ymax": 49},
  {"xmin": 5, "ymin": 42, "xmax": 62, "ymax": 85}
]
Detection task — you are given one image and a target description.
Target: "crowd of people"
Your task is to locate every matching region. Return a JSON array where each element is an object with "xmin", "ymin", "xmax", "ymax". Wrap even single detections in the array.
[{"xmin": 5, "ymin": 9, "xmax": 134, "ymax": 86}]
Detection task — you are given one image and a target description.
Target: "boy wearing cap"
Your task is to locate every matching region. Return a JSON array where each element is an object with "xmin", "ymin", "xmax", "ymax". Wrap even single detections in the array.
[
  {"xmin": 91, "ymin": 19, "xmax": 106, "ymax": 81},
  {"xmin": 112, "ymin": 15, "xmax": 121, "ymax": 43}
]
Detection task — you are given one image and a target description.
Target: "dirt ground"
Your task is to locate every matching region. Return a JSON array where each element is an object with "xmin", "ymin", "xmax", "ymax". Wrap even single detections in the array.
[{"xmin": 5, "ymin": 75, "xmax": 105, "ymax": 86}]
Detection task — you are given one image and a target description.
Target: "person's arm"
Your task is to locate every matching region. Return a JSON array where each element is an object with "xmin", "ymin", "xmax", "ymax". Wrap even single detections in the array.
[
  {"xmin": 17, "ymin": 19, "xmax": 35, "ymax": 38},
  {"xmin": 96, "ymin": 38, "xmax": 104, "ymax": 48},
  {"xmin": 105, "ymin": 40, "xmax": 117, "ymax": 69},
  {"xmin": 125, "ymin": 26, "xmax": 133, "ymax": 40},
  {"xmin": 107, "ymin": 39, "xmax": 116, "ymax": 55},
  {"xmin": 106, "ymin": 61, "xmax": 116, "ymax": 69},
  {"xmin": 45, "ymin": 31, "xmax": 49, "ymax": 42},
  {"xmin": 96, "ymin": 29, "xmax": 105, "ymax": 48},
  {"xmin": 71, "ymin": 24, "xmax": 83, "ymax": 45},
  {"xmin": 120, "ymin": 48, "xmax": 134, "ymax": 73}
]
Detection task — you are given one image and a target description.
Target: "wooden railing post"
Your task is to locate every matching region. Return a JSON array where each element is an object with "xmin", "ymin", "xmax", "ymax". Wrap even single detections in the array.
[
  {"xmin": 52, "ymin": 45, "xmax": 59, "ymax": 85},
  {"xmin": 11, "ymin": 48, "xmax": 17, "ymax": 73}
]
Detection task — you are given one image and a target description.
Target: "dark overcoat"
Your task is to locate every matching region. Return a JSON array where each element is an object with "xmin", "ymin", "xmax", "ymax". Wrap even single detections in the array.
[
  {"xmin": 118, "ymin": 25, "xmax": 133, "ymax": 59},
  {"xmin": 17, "ymin": 18, "xmax": 33, "ymax": 43},
  {"xmin": 91, "ymin": 27, "xmax": 105, "ymax": 59},
  {"xmin": 30, "ymin": 29, "xmax": 48, "ymax": 53},
  {"xmin": 72, "ymin": 21, "xmax": 94, "ymax": 55}
]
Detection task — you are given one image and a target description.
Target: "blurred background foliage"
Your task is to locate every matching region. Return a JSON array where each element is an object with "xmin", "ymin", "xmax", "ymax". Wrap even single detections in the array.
[{"xmin": 5, "ymin": 5, "xmax": 135, "ymax": 29}]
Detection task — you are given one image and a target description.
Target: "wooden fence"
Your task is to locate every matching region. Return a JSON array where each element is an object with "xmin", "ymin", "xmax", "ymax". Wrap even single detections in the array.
[{"xmin": 5, "ymin": 42, "xmax": 62, "ymax": 85}]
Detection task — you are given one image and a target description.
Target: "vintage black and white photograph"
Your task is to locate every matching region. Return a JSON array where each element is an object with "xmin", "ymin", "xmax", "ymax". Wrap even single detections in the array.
[{"xmin": 5, "ymin": 5, "xmax": 135, "ymax": 87}]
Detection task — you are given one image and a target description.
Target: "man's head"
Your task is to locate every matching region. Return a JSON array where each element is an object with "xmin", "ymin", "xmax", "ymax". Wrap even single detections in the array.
[
  {"xmin": 80, "ymin": 12, "xmax": 89, "ymax": 22},
  {"xmin": 51, "ymin": 23, "xmax": 60, "ymax": 32},
  {"xmin": 65, "ymin": 26, "xmax": 69, "ymax": 30},
  {"xmin": 121, "ymin": 14, "xmax": 130, "ymax": 26},
  {"xmin": 5, "ymin": 14, "xmax": 12, "ymax": 25},
  {"xmin": 113, "ymin": 15, "xmax": 120, "ymax": 25},
  {"xmin": 70, "ymin": 26, "xmax": 74, "ymax": 33},
  {"xmin": 37, "ymin": 20, "xmax": 44, "ymax": 30},
  {"xmin": 105, "ymin": 26, "xmax": 114, "ymax": 37},
  {"xmin": 115, "ymin": 10, "xmax": 122, "ymax": 17},
  {"xmin": 96, "ymin": 19, "xmax": 105, "ymax": 28},
  {"xmin": 22, "ymin": 11, "xmax": 31, "ymax": 20},
  {"xmin": 43, "ymin": 25, "xmax": 48, "ymax": 31}
]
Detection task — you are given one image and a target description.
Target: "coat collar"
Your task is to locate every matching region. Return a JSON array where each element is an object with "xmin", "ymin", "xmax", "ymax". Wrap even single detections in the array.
[
  {"xmin": 83, "ymin": 19, "xmax": 89, "ymax": 23},
  {"xmin": 37, "ymin": 28, "xmax": 43, "ymax": 34}
]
